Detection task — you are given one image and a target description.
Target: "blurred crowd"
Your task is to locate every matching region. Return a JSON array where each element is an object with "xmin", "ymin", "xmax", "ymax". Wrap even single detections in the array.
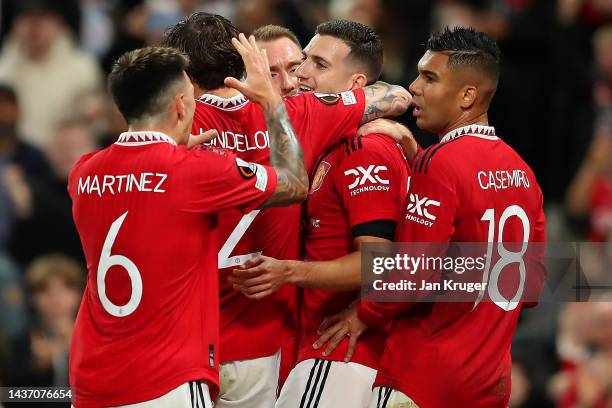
[{"xmin": 0, "ymin": 0, "xmax": 610, "ymax": 407}]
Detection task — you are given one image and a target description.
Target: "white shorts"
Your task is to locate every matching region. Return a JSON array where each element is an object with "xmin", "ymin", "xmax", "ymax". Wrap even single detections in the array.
[
  {"xmin": 276, "ymin": 358, "xmax": 377, "ymax": 408},
  {"xmin": 215, "ymin": 350, "xmax": 281, "ymax": 408},
  {"xmin": 367, "ymin": 387, "xmax": 420, "ymax": 408},
  {"xmin": 72, "ymin": 381, "xmax": 212, "ymax": 408}
]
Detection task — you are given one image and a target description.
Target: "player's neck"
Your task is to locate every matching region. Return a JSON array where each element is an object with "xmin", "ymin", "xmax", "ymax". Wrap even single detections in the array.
[
  {"xmin": 196, "ymin": 85, "xmax": 242, "ymax": 99},
  {"xmin": 438, "ymin": 112, "xmax": 489, "ymax": 141}
]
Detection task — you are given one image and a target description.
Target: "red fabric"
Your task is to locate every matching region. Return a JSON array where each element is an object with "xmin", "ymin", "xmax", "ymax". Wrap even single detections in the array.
[
  {"xmin": 68, "ymin": 138, "xmax": 277, "ymax": 407},
  {"xmin": 298, "ymin": 134, "xmax": 409, "ymax": 369},
  {"xmin": 588, "ymin": 176, "xmax": 612, "ymax": 242},
  {"xmin": 359, "ymin": 133, "xmax": 547, "ymax": 408},
  {"xmin": 191, "ymin": 90, "xmax": 365, "ymax": 362}
]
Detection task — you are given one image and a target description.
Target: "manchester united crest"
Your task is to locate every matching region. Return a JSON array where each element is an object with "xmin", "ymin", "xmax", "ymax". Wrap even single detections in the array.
[{"xmin": 310, "ymin": 161, "xmax": 332, "ymax": 193}]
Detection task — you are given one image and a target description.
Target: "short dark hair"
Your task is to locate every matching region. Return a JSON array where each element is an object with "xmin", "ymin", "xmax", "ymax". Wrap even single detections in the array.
[
  {"xmin": 159, "ymin": 12, "xmax": 243, "ymax": 90},
  {"xmin": 252, "ymin": 25, "xmax": 301, "ymax": 48},
  {"xmin": 427, "ymin": 26, "xmax": 501, "ymax": 83},
  {"xmin": 108, "ymin": 46, "xmax": 189, "ymax": 123},
  {"xmin": 315, "ymin": 20, "xmax": 383, "ymax": 85}
]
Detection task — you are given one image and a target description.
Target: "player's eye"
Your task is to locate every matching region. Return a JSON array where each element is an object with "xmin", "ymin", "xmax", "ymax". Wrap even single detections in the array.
[
  {"xmin": 289, "ymin": 66, "xmax": 299, "ymax": 74},
  {"xmin": 315, "ymin": 62, "xmax": 327, "ymax": 70},
  {"xmin": 271, "ymin": 72, "xmax": 278, "ymax": 78}
]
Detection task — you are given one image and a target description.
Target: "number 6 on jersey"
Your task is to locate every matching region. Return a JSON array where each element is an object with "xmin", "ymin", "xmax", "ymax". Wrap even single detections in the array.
[{"xmin": 97, "ymin": 211, "xmax": 143, "ymax": 317}]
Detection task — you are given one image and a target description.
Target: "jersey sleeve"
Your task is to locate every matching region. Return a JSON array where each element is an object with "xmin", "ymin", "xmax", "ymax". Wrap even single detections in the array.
[
  {"xmin": 524, "ymin": 186, "xmax": 547, "ymax": 308},
  {"xmin": 180, "ymin": 146, "xmax": 278, "ymax": 214},
  {"xmin": 335, "ymin": 135, "xmax": 406, "ymax": 230},
  {"xmin": 285, "ymin": 90, "xmax": 366, "ymax": 168}
]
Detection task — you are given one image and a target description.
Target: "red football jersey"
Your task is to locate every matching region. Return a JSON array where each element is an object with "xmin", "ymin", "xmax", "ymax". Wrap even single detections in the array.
[
  {"xmin": 357, "ymin": 125, "xmax": 547, "ymax": 408},
  {"xmin": 191, "ymin": 91, "xmax": 365, "ymax": 362},
  {"xmin": 301, "ymin": 134, "xmax": 409, "ymax": 368},
  {"xmin": 68, "ymin": 132, "xmax": 277, "ymax": 407}
]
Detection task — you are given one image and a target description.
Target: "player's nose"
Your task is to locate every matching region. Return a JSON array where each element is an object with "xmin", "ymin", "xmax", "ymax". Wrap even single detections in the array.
[{"xmin": 408, "ymin": 77, "xmax": 420, "ymax": 96}]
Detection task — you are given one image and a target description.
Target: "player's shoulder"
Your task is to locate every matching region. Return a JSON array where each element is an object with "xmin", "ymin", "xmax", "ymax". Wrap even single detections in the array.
[
  {"xmin": 70, "ymin": 149, "xmax": 103, "ymax": 173},
  {"xmin": 68, "ymin": 149, "xmax": 104, "ymax": 185},
  {"xmin": 412, "ymin": 136, "xmax": 471, "ymax": 176},
  {"xmin": 285, "ymin": 90, "xmax": 362, "ymax": 108},
  {"xmin": 340, "ymin": 133, "xmax": 399, "ymax": 157},
  {"xmin": 184, "ymin": 144, "xmax": 236, "ymax": 163}
]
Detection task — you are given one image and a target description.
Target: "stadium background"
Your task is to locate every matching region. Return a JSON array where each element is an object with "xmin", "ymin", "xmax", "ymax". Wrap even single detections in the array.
[{"xmin": 0, "ymin": 0, "xmax": 610, "ymax": 406}]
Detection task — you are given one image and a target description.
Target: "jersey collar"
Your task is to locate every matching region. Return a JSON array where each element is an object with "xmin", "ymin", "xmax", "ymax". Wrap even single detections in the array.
[
  {"xmin": 440, "ymin": 124, "xmax": 498, "ymax": 143},
  {"xmin": 116, "ymin": 131, "xmax": 177, "ymax": 146},
  {"xmin": 197, "ymin": 93, "xmax": 249, "ymax": 111}
]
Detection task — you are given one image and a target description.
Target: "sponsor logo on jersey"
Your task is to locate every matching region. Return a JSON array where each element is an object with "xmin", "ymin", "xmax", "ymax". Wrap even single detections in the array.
[
  {"xmin": 314, "ymin": 93, "xmax": 340, "ymax": 105},
  {"xmin": 405, "ymin": 193, "xmax": 440, "ymax": 227},
  {"xmin": 344, "ymin": 165, "xmax": 390, "ymax": 196},
  {"xmin": 310, "ymin": 161, "xmax": 332, "ymax": 193}
]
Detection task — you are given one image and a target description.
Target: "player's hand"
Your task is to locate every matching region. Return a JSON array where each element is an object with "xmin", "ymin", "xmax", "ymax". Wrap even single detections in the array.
[
  {"xmin": 224, "ymin": 33, "xmax": 279, "ymax": 109},
  {"xmin": 313, "ymin": 302, "xmax": 367, "ymax": 362},
  {"xmin": 230, "ymin": 255, "xmax": 294, "ymax": 299},
  {"xmin": 187, "ymin": 129, "xmax": 218, "ymax": 149},
  {"xmin": 358, "ymin": 119, "xmax": 419, "ymax": 162}
]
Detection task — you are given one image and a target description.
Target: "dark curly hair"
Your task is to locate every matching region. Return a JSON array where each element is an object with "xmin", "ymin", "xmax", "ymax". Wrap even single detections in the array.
[{"xmin": 159, "ymin": 12, "xmax": 244, "ymax": 91}]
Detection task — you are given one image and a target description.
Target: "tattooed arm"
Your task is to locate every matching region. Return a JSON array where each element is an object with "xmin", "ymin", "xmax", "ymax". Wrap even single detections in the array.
[
  {"xmin": 259, "ymin": 99, "xmax": 309, "ymax": 208},
  {"xmin": 360, "ymin": 81, "xmax": 412, "ymax": 125},
  {"xmin": 224, "ymin": 33, "xmax": 308, "ymax": 207}
]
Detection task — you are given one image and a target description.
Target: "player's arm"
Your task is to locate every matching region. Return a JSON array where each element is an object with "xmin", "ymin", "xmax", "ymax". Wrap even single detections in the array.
[
  {"xmin": 259, "ymin": 98, "xmax": 309, "ymax": 207},
  {"xmin": 231, "ymin": 234, "xmax": 393, "ymax": 298},
  {"xmin": 524, "ymin": 187, "xmax": 547, "ymax": 308},
  {"xmin": 357, "ymin": 119, "xmax": 422, "ymax": 164},
  {"xmin": 224, "ymin": 33, "xmax": 308, "ymax": 208},
  {"xmin": 360, "ymin": 82, "xmax": 412, "ymax": 125}
]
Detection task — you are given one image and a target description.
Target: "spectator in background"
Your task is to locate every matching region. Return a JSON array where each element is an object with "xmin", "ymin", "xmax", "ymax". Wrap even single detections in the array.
[
  {"xmin": 101, "ymin": 0, "xmax": 148, "ymax": 73},
  {"xmin": 566, "ymin": 25, "xmax": 612, "ymax": 242},
  {"xmin": 10, "ymin": 120, "xmax": 97, "ymax": 267},
  {"xmin": 0, "ymin": 85, "xmax": 49, "ymax": 178},
  {"xmin": 236, "ymin": 0, "xmax": 311, "ymax": 46},
  {"xmin": 550, "ymin": 302, "xmax": 612, "ymax": 408},
  {"xmin": 6, "ymin": 254, "xmax": 84, "ymax": 390},
  {"xmin": 0, "ymin": 255, "xmax": 28, "ymax": 356},
  {"xmin": 0, "ymin": 84, "xmax": 49, "ymax": 252},
  {"xmin": 0, "ymin": 0, "xmax": 102, "ymax": 149}
]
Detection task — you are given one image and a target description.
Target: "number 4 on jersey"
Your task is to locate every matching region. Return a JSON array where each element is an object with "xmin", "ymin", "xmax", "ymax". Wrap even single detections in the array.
[{"xmin": 218, "ymin": 210, "xmax": 262, "ymax": 269}]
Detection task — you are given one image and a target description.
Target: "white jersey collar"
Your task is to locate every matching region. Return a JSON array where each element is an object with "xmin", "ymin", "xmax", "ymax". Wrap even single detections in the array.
[
  {"xmin": 440, "ymin": 124, "xmax": 498, "ymax": 143},
  {"xmin": 198, "ymin": 93, "xmax": 249, "ymax": 111},
  {"xmin": 116, "ymin": 131, "xmax": 177, "ymax": 146}
]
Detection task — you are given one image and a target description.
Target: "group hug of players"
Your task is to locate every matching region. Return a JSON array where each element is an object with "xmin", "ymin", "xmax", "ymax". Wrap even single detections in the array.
[{"xmin": 66, "ymin": 11, "xmax": 546, "ymax": 408}]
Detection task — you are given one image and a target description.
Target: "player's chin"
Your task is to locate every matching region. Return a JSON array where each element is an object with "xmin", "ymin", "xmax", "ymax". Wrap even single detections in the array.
[{"xmin": 415, "ymin": 117, "xmax": 427, "ymax": 129}]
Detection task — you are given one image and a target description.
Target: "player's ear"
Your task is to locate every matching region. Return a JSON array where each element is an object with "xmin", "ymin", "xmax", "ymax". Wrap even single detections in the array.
[
  {"xmin": 459, "ymin": 85, "xmax": 477, "ymax": 109},
  {"xmin": 351, "ymin": 73, "xmax": 368, "ymax": 90},
  {"xmin": 175, "ymin": 93, "xmax": 186, "ymax": 121}
]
